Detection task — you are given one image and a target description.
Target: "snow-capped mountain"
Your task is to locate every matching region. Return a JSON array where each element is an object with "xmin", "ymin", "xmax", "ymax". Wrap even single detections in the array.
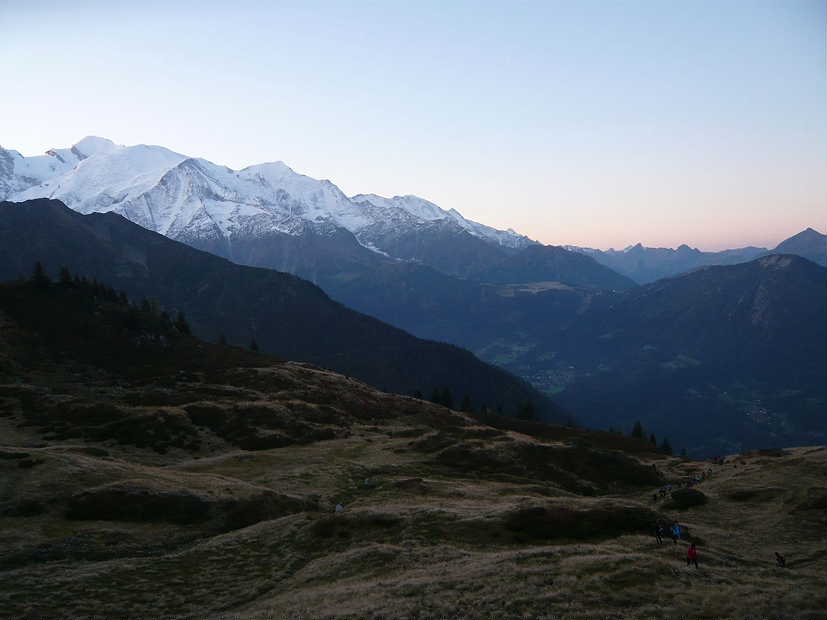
[{"xmin": 1, "ymin": 137, "xmax": 534, "ymax": 257}]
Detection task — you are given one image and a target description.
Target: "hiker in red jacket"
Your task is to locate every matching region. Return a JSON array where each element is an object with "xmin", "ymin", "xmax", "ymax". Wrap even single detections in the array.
[{"xmin": 686, "ymin": 543, "xmax": 699, "ymax": 568}]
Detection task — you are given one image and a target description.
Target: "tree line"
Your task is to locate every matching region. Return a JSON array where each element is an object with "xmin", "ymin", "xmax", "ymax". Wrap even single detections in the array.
[{"xmin": 608, "ymin": 419, "xmax": 677, "ymax": 456}]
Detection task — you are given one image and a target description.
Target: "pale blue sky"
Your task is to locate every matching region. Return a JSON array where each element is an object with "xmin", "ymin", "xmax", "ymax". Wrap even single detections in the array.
[{"xmin": 1, "ymin": 0, "xmax": 823, "ymax": 250}]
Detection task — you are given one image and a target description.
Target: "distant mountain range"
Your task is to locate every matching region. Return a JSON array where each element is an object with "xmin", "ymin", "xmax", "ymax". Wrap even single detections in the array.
[
  {"xmin": 567, "ymin": 228, "xmax": 826, "ymax": 284},
  {"xmin": 2, "ymin": 137, "xmax": 821, "ymax": 294},
  {"xmin": 0, "ymin": 137, "xmax": 637, "ymax": 324},
  {"xmin": 0, "ymin": 199, "xmax": 560, "ymax": 420},
  {"xmin": 0, "ymin": 136, "xmax": 532, "ymax": 257}
]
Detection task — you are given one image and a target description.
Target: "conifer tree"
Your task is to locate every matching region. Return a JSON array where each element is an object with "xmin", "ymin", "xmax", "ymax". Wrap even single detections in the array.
[
  {"xmin": 631, "ymin": 420, "xmax": 644, "ymax": 438},
  {"xmin": 660, "ymin": 437, "xmax": 673, "ymax": 455},
  {"xmin": 218, "ymin": 333, "xmax": 228, "ymax": 346},
  {"xmin": 517, "ymin": 401, "xmax": 535, "ymax": 421},
  {"xmin": 32, "ymin": 262, "xmax": 50, "ymax": 288},
  {"xmin": 649, "ymin": 433, "xmax": 657, "ymax": 446},
  {"xmin": 249, "ymin": 338, "xmax": 259, "ymax": 352},
  {"xmin": 442, "ymin": 387, "xmax": 454, "ymax": 410},
  {"xmin": 460, "ymin": 394, "xmax": 472, "ymax": 413},
  {"xmin": 174, "ymin": 311, "xmax": 191, "ymax": 335},
  {"xmin": 59, "ymin": 266, "xmax": 72, "ymax": 285}
]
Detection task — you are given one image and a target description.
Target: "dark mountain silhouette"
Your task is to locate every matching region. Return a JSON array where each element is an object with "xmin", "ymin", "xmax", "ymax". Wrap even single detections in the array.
[
  {"xmin": 771, "ymin": 227, "xmax": 826, "ymax": 266},
  {"xmin": 0, "ymin": 199, "xmax": 562, "ymax": 420},
  {"xmin": 472, "ymin": 244, "xmax": 637, "ymax": 290},
  {"xmin": 176, "ymin": 215, "xmax": 635, "ymax": 352},
  {"xmin": 570, "ymin": 243, "xmax": 768, "ymax": 284},
  {"xmin": 348, "ymin": 218, "xmax": 518, "ymax": 280},
  {"xmin": 569, "ymin": 228, "xmax": 825, "ymax": 284},
  {"xmin": 511, "ymin": 255, "xmax": 826, "ymax": 456}
]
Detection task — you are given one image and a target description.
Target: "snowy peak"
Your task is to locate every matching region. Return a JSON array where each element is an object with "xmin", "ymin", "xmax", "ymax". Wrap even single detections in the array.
[
  {"xmin": 71, "ymin": 136, "xmax": 119, "ymax": 159},
  {"xmin": 351, "ymin": 193, "xmax": 535, "ymax": 249},
  {"xmin": 2, "ymin": 137, "xmax": 535, "ymax": 254},
  {"xmin": 352, "ymin": 194, "xmax": 447, "ymax": 222}
]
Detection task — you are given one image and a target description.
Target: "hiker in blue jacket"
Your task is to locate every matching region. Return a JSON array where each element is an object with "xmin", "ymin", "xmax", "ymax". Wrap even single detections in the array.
[{"xmin": 671, "ymin": 523, "xmax": 682, "ymax": 545}]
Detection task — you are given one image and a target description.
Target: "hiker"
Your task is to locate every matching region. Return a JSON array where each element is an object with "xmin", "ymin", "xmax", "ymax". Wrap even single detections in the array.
[
  {"xmin": 686, "ymin": 543, "xmax": 699, "ymax": 568},
  {"xmin": 655, "ymin": 523, "xmax": 664, "ymax": 545},
  {"xmin": 671, "ymin": 522, "xmax": 682, "ymax": 544},
  {"xmin": 775, "ymin": 552, "xmax": 786, "ymax": 568}
]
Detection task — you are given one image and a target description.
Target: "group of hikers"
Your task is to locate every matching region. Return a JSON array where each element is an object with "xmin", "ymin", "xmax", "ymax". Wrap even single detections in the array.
[
  {"xmin": 650, "ymin": 460, "xmax": 788, "ymax": 570},
  {"xmin": 653, "ymin": 521, "xmax": 789, "ymax": 570},
  {"xmin": 654, "ymin": 521, "xmax": 699, "ymax": 567},
  {"xmin": 651, "ymin": 469, "xmax": 713, "ymax": 503}
]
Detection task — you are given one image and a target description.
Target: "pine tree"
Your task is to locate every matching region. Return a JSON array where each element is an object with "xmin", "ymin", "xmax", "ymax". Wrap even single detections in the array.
[
  {"xmin": 680, "ymin": 447, "xmax": 688, "ymax": 459},
  {"xmin": 59, "ymin": 266, "xmax": 72, "ymax": 285},
  {"xmin": 249, "ymin": 338, "xmax": 259, "ymax": 352},
  {"xmin": 517, "ymin": 401, "xmax": 535, "ymax": 421},
  {"xmin": 32, "ymin": 262, "xmax": 50, "ymax": 288},
  {"xmin": 218, "ymin": 333, "xmax": 228, "ymax": 346},
  {"xmin": 660, "ymin": 437, "xmax": 673, "ymax": 455},
  {"xmin": 631, "ymin": 420, "xmax": 644, "ymax": 438},
  {"xmin": 174, "ymin": 311, "xmax": 191, "ymax": 335},
  {"xmin": 649, "ymin": 433, "xmax": 657, "ymax": 446},
  {"xmin": 442, "ymin": 387, "xmax": 454, "ymax": 410},
  {"xmin": 430, "ymin": 388, "xmax": 442, "ymax": 405},
  {"xmin": 460, "ymin": 394, "xmax": 472, "ymax": 413}
]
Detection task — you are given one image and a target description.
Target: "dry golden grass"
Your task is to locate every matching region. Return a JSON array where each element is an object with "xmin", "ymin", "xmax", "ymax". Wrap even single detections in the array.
[{"xmin": 1, "ymin": 358, "xmax": 824, "ymax": 619}]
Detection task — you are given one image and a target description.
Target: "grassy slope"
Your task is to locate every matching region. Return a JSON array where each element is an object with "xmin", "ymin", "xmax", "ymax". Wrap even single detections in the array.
[
  {"xmin": 1, "ymin": 403, "xmax": 823, "ymax": 619},
  {"xmin": 0, "ymin": 284, "xmax": 824, "ymax": 619}
]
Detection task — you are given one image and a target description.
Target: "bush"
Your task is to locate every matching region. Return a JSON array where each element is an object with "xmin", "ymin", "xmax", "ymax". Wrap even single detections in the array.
[{"xmin": 665, "ymin": 488, "xmax": 707, "ymax": 509}]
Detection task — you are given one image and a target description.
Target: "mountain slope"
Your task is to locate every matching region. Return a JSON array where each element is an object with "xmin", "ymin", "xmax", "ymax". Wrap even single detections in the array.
[
  {"xmin": 509, "ymin": 255, "xmax": 826, "ymax": 455},
  {"xmin": 473, "ymin": 244, "xmax": 637, "ymax": 290},
  {"xmin": 772, "ymin": 227, "xmax": 826, "ymax": 266},
  {"xmin": 0, "ymin": 199, "xmax": 561, "ymax": 419}
]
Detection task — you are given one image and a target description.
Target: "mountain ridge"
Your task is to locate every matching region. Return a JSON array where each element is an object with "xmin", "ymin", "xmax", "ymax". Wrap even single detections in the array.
[
  {"xmin": 2, "ymin": 136, "xmax": 535, "ymax": 254},
  {"xmin": 567, "ymin": 228, "xmax": 825, "ymax": 283},
  {"xmin": 0, "ymin": 198, "xmax": 561, "ymax": 420}
]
